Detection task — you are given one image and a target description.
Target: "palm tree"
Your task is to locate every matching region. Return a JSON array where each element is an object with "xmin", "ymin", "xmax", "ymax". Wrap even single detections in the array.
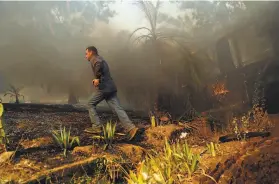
[
  {"xmin": 4, "ymin": 85, "xmax": 24, "ymax": 104},
  {"xmin": 130, "ymin": 1, "xmax": 211, "ymax": 87},
  {"xmin": 128, "ymin": 1, "xmax": 212, "ymax": 114},
  {"xmin": 129, "ymin": 1, "xmax": 161, "ymax": 44},
  {"xmin": 129, "ymin": 1, "xmax": 190, "ymax": 52}
]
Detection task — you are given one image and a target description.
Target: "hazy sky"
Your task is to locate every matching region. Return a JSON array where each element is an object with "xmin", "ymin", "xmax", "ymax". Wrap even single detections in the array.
[{"xmin": 109, "ymin": 1, "xmax": 179, "ymax": 31}]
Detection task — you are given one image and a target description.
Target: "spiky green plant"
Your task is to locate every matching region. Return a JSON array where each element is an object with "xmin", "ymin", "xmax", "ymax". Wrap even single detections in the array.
[
  {"xmin": 51, "ymin": 126, "xmax": 80, "ymax": 156},
  {"xmin": 126, "ymin": 156, "xmax": 175, "ymax": 184},
  {"xmin": 206, "ymin": 142, "xmax": 220, "ymax": 157},
  {"xmin": 166, "ymin": 138, "xmax": 200, "ymax": 178},
  {"xmin": 93, "ymin": 121, "xmax": 116, "ymax": 150},
  {"xmin": 126, "ymin": 138, "xmax": 200, "ymax": 183},
  {"xmin": 0, "ymin": 103, "xmax": 8, "ymax": 153},
  {"xmin": 0, "ymin": 103, "xmax": 3, "ymax": 117},
  {"xmin": 103, "ymin": 121, "xmax": 116, "ymax": 147}
]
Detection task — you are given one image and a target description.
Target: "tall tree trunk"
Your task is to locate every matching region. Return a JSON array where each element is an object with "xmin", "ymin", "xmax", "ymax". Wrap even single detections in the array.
[
  {"xmin": 15, "ymin": 96, "xmax": 19, "ymax": 104},
  {"xmin": 228, "ymin": 36, "xmax": 242, "ymax": 68},
  {"xmin": 68, "ymin": 92, "xmax": 79, "ymax": 104},
  {"xmin": 216, "ymin": 37, "xmax": 236, "ymax": 75}
]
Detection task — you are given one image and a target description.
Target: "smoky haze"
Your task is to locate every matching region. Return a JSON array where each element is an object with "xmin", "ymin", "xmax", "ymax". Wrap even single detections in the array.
[{"xmin": 0, "ymin": 1, "xmax": 274, "ymax": 111}]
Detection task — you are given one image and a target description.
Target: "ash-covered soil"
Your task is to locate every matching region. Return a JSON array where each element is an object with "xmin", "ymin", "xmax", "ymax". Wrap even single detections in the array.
[
  {"xmin": 1, "ymin": 103, "xmax": 279, "ymax": 184},
  {"xmin": 1, "ymin": 104, "xmax": 148, "ymax": 170},
  {"xmin": 3, "ymin": 103, "xmax": 148, "ymax": 149}
]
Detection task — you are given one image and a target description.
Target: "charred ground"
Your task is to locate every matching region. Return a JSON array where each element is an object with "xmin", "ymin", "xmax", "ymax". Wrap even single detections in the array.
[{"xmin": 0, "ymin": 103, "xmax": 278, "ymax": 184}]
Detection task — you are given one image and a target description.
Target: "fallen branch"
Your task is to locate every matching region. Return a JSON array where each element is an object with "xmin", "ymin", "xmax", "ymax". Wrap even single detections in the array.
[{"xmin": 21, "ymin": 154, "xmax": 116, "ymax": 184}]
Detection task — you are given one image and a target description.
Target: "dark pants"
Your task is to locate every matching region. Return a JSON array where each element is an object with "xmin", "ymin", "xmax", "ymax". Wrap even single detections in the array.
[{"xmin": 88, "ymin": 91, "xmax": 135, "ymax": 132}]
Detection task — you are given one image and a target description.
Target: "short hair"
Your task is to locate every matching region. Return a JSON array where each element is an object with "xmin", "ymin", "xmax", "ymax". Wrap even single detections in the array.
[{"xmin": 86, "ymin": 46, "xmax": 98, "ymax": 55}]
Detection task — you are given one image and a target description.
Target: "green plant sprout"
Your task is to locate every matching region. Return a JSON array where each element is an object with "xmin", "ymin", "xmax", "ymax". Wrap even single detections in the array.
[
  {"xmin": 150, "ymin": 115, "xmax": 156, "ymax": 128},
  {"xmin": 126, "ymin": 138, "xmax": 201, "ymax": 183},
  {"xmin": 168, "ymin": 139, "xmax": 200, "ymax": 178},
  {"xmin": 51, "ymin": 126, "xmax": 80, "ymax": 156},
  {"xmin": 206, "ymin": 142, "xmax": 220, "ymax": 157},
  {"xmin": 93, "ymin": 121, "xmax": 116, "ymax": 150}
]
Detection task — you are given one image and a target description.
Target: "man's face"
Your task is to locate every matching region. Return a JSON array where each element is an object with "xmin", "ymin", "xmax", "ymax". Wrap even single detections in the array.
[{"xmin": 85, "ymin": 49, "xmax": 93, "ymax": 61}]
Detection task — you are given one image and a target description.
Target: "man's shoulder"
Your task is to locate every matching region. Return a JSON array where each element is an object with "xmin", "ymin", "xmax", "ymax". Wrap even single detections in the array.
[{"xmin": 96, "ymin": 56, "xmax": 105, "ymax": 63}]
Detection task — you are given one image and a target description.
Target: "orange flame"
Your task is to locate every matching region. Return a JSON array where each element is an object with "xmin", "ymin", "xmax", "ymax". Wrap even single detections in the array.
[{"xmin": 212, "ymin": 80, "xmax": 229, "ymax": 96}]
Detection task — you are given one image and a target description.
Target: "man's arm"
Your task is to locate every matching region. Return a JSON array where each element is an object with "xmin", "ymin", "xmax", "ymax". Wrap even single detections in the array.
[
  {"xmin": 94, "ymin": 61, "xmax": 102, "ymax": 79},
  {"xmin": 92, "ymin": 61, "xmax": 102, "ymax": 87}
]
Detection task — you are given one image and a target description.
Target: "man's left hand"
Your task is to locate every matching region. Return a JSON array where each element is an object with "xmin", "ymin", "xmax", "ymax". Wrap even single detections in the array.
[{"xmin": 92, "ymin": 79, "xmax": 100, "ymax": 87}]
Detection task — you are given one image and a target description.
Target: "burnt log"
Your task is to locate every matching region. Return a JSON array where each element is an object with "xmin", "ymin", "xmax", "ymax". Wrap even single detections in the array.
[{"xmin": 219, "ymin": 131, "xmax": 270, "ymax": 143}]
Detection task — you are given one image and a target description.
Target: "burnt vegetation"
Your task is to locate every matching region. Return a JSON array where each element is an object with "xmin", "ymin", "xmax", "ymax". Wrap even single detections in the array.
[{"xmin": 0, "ymin": 1, "xmax": 279, "ymax": 184}]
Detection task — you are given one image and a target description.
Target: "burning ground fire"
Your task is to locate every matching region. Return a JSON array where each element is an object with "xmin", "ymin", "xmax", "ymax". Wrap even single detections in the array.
[{"xmin": 212, "ymin": 80, "xmax": 229, "ymax": 97}]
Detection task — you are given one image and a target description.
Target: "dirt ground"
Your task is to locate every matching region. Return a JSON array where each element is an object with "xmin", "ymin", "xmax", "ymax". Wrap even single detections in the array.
[
  {"xmin": 0, "ymin": 104, "xmax": 279, "ymax": 183},
  {"xmin": 3, "ymin": 104, "xmax": 148, "ymax": 150},
  {"xmin": 0, "ymin": 104, "xmax": 151, "ymax": 183}
]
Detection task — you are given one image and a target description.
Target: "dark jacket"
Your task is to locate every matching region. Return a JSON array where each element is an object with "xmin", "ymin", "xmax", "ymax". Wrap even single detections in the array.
[{"xmin": 90, "ymin": 56, "xmax": 117, "ymax": 94}]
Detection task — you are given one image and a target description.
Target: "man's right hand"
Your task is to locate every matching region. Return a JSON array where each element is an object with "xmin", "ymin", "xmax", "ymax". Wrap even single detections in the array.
[{"xmin": 92, "ymin": 79, "xmax": 100, "ymax": 87}]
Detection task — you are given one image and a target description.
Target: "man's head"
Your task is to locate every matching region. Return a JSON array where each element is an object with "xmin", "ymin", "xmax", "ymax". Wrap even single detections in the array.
[{"xmin": 85, "ymin": 46, "xmax": 98, "ymax": 61}]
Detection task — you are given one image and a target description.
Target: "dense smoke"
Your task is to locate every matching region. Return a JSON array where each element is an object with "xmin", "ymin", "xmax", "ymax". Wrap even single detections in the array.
[{"xmin": 0, "ymin": 1, "xmax": 274, "ymax": 111}]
